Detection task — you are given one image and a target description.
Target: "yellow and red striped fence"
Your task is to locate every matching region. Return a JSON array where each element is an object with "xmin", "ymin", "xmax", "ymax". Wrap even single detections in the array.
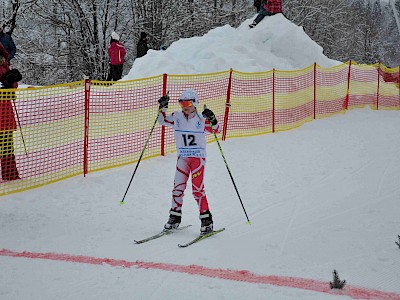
[{"xmin": 1, "ymin": 61, "xmax": 399, "ymax": 195}]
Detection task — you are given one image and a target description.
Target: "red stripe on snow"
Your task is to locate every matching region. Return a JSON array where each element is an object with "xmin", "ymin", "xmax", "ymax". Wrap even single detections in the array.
[{"xmin": 1, "ymin": 248, "xmax": 399, "ymax": 300}]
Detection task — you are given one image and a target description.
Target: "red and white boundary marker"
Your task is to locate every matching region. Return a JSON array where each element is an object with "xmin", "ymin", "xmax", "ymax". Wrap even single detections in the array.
[{"xmin": 1, "ymin": 248, "xmax": 399, "ymax": 300}]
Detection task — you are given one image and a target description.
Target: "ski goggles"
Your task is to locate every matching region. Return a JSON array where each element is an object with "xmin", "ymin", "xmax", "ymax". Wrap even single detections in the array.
[{"xmin": 179, "ymin": 99, "xmax": 194, "ymax": 107}]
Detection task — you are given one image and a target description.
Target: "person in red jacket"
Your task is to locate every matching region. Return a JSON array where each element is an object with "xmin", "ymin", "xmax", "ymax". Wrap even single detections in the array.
[
  {"xmin": 106, "ymin": 31, "xmax": 126, "ymax": 81},
  {"xmin": 249, "ymin": 0, "xmax": 282, "ymax": 28},
  {"xmin": 0, "ymin": 43, "xmax": 19, "ymax": 180}
]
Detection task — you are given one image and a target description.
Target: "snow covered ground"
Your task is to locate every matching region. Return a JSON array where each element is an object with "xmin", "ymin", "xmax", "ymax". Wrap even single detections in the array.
[
  {"xmin": 1, "ymin": 14, "xmax": 400, "ymax": 300},
  {"xmin": 1, "ymin": 107, "xmax": 400, "ymax": 299}
]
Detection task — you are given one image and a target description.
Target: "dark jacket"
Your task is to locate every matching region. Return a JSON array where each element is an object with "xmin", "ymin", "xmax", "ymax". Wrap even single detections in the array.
[
  {"xmin": 0, "ymin": 32, "xmax": 16, "ymax": 63},
  {"xmin": 136, "ymin": 38, "xmax": 148, "ymax": 58}
]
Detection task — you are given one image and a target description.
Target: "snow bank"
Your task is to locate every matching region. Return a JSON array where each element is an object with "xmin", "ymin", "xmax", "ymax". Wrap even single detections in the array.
[{"xmin": 124, "ymin": 14, "xmax": 341, "ymax": 79}]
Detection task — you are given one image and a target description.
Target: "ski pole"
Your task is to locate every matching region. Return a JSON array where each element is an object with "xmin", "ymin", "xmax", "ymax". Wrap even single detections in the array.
[
  {"xmin": 120, "ymin": 106, "xmax": 163, "ymax": 205},
  {"xmin": 12, "ymin": 99, "xmax": 28, "ymax": 156},
  {"xmin": 204, "ymin": 105, "xmax": 251, "ymax": 225}
]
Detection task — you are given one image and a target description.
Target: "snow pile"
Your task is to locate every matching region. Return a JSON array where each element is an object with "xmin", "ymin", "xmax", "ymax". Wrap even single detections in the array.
[{"xmin": 124, "ymin": 14, "xmax": 340, "ymax": 79}]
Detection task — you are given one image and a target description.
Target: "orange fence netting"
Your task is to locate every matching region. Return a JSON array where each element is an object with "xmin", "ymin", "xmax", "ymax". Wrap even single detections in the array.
[{"xmin": 1, "ymin": 62, "xmax": 399, "ymax": 195}]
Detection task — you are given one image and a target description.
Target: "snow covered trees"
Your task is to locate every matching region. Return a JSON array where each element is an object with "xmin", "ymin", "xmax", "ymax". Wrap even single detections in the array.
[
  {"xmin": 3, "ymin": 0, "xmax": 251, "ymax": 84},
  {"xmin": 1, "ymin": 0, "xmax": 399, "ymax": 85}
]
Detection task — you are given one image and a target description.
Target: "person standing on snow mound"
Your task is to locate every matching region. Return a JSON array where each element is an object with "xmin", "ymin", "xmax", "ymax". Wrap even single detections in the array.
[
  {"xmin": 254, "ymin": 0, "xmax": 261, "ymax": 13},
  {"xmin": 106, "ymin": 31, "xmax": 126, "ymax": 81},
  {"xmin": 136, "ymin": 32, "xmax": 149, "ymax": 58},
  {"xmin": 249, "ymin": 0, "xmax": 282, "ymax": 28},
  {"xmin": 157, "ymin": 89, "xmax": 221, "ymax": 235}
]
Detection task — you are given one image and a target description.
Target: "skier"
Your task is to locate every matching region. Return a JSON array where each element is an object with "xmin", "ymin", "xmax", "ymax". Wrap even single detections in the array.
[
  {"xmin": 157, "ymin": 89, "xmax": 221, "ymax": 235},
  {"xmin": 106, "ymin": 31, "xmax": 126, "ymax": 81},
  {"xmin": 249, "ymin": 0, "xmax": 282, "ymax": 28}
]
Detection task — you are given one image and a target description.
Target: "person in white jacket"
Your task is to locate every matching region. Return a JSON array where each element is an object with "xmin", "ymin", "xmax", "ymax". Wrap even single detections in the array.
[{"xmin": 158, "ymin": 89, "xmax": 221, "ymax": 235}]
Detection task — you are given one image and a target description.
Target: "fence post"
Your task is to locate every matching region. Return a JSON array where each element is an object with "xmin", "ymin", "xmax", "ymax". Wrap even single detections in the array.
[
  {"xmin": 83, "ymin": 79, "xmax": 91, "ymax": 176},
  {"xmin": 313, "ymin": 63, "xmax": 317, "ymax": 119},
  {"xmin": 272, "ymin": 68, "xmax": 275, "ymax": 133},
  {"xmin": 376, "ymin": 62, "xmax": 380, "ymax": 110},
  {"xmin": 345, "ymin": 60, "xmax": 352, "ymax": 110},
  {"xmin": 222, "ymin": 69, "xmax": 233, "ymax": 141},
  {"xmin": 161, "ymin": 73, "xmax": 168, "ymax": 156}
]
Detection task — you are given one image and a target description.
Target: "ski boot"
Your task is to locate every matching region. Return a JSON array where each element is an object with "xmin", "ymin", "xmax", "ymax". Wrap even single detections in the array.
[
  {"xmin": 199, "ymin": 210, "xmax": 213, "ymax": 235},
  {"xmin": 249, "ymin": 21, "xmax": 257, "ymax": 28},
  {"xmin": 164, "ymin": 209, "xmax": 182, "ymax": 231}
]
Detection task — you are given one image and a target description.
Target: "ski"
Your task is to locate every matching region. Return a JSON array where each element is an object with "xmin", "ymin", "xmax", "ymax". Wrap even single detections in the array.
[
  {"xmin": 178, "ymin": 228, "xmax": 225, "ymax": 248},
  {"xmin": 134, "ymin": 225, "xmax": 192, "ymax": 244}
]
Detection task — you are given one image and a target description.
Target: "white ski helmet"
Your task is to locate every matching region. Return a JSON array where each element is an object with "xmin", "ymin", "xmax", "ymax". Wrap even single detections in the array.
[{"xmin": 179, "ymin": 89, "xmax": 199, "ymax": 107}]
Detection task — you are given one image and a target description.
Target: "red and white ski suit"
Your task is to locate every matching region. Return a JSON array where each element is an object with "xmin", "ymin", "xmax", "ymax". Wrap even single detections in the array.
[{"xmin": 158, "ymin": 108, "xmax": 221, "ymax": 213}]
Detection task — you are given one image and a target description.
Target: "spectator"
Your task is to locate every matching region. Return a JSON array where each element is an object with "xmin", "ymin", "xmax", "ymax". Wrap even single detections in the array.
[
  {"xmin": 249, "ymin": 0, "xmax": 282, "ymax": 28},
  {"xmin": 0, "ymin": 44, "xmax": 20, "ymax": 181},
  {"xmin": 136, "ymin": 32, "xmax": 149, "ymax": 58},
  {"xmin": 254, "ymin": 0, "xmax": 261, "ymax": 13},
  {"xmin": 0, "ymin": 23, "xmax": 16, "ymax": 64},
  {"xmin": 106, "ymin": 31, "xmax": 126, "ymax": 81}
]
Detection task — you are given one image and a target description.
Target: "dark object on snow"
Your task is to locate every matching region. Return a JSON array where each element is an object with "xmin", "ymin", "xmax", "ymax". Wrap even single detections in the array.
[
  {"xmin": 1, "ymin": 69, "xmax": 22, "ymax": 88},
  {"xmin": 396, "ymin": 235, "xmax": 400, "ymax": 248},
  {"xmin": 330, "ymin": 270, "xmax": 346, "ymax": 289}
]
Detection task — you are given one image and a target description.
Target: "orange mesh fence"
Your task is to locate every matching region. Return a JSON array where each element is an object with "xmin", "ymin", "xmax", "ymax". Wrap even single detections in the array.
[
  {"xmin": 164, "ymin": 71, "xmax": 230, "ymax": 152},
  {"xmin": 378, "ymin": 65, "xmax": 400, "ymax": 110},
  {"xmin": 348, "ymin": 62, "xmax": 379, "ymax": 109},
  {"xmin": 316, "ymin": 63, "xmax": 349, "ymax": 117},
  {"xmin": 227, "ymin": 70, "xmax": 274, "ymax": 138},
  {"xmin": 1, "ymin": 62, "xmax": 399, "ymax": 195},
  {"xmin": 87, "ymin": 76, "xmax": 164, "ymax": 173},
  {"xmin": 274, "ymin": 66, "xmax": 315, "ymax": 132},
  {"xmin": 1, "ymin": 82, "xmax": 85, "ymax": 195}
]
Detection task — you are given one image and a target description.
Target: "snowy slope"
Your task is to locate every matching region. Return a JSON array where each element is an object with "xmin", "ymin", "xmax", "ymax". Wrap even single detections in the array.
[
  {"xmin": 124, "ymin": 14, "xmax": 340, "ymax": 79},
  {"xmin": 1, "ymin": 108, "xmax": 400, "ymax": 300}
]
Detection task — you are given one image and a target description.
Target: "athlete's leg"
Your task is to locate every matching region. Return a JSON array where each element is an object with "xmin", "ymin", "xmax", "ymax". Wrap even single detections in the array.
[
  {"xmin": 171, "ymin": 157, "xmax": 190, "ymax": 211},
  {"xmin": 189, "ymin": 157, "xmax": 209, "ymax": 213}
]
